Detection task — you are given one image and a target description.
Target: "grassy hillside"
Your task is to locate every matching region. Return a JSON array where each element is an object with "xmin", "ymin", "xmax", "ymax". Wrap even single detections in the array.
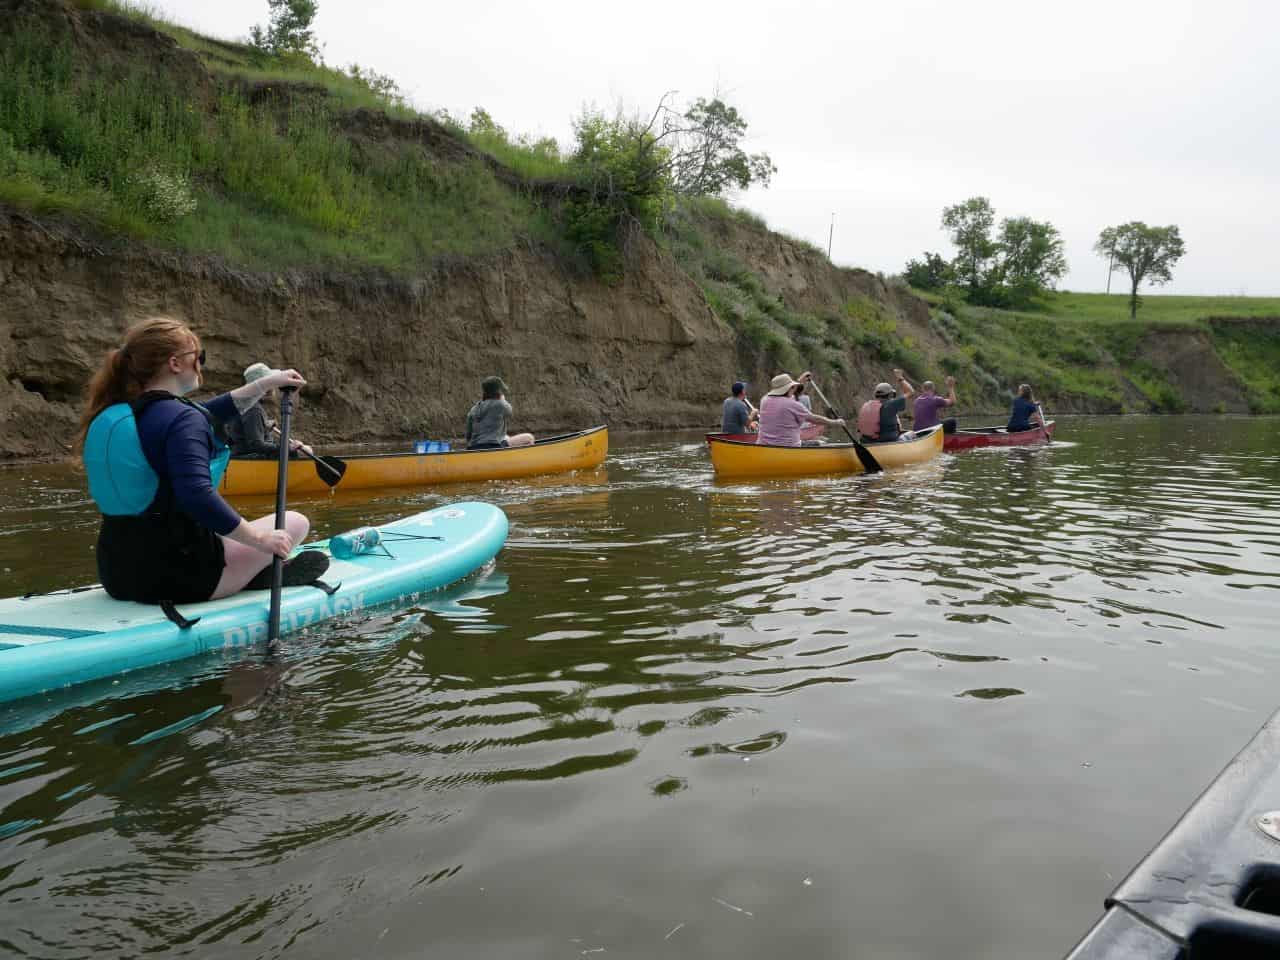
[
  {"xmin": 1031, "ymin": 292, "xmax": 1280, "ymax": 325},
  {"xmin": 908, "ymin": 290, "xmax": 1280, "ymax": 414},
  {"xmin": 0, "ymin": 0, "xmax": 570, "ymax": 271}
]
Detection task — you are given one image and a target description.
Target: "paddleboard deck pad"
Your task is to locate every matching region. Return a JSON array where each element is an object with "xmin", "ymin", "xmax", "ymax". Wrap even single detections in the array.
[{"xmin": 0, "ymin": 502, "xmax": 508, "ymax": 705}]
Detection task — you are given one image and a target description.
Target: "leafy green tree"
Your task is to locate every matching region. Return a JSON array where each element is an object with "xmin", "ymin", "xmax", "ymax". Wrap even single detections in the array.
[
  {"xmin": 999, "ymin": 216, "xmax": 1067, "ymax": 306},
  {"xmin": 564, "ymin": 106, "xmax": 672, "ymax": 282},
  {"xmin": 1095, "ymin": 222, "xmax": 1186, "ymax": 319},
  {"xmin": 665, "ymin": 98, "xmax": 776, "ymax": 197},
  {"xmin": 941, "ymin": 197, "xmax": 997, "ymax": 294},
  {"xmin": 902, "ymin": 251, "xmax": 952, "ymax": 291},
  {"xmin": 250, "ymin": 0, "xmax": 321, "ymax": 62},
  {"xmin": 559, "ymin": 93, "xmax": 773, "ymax": 281}
]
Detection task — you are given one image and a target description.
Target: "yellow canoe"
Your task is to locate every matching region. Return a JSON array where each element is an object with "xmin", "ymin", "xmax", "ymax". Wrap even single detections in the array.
[
  {"xmin": 706, "ymin": 424, "xmax": 944, "ymax": 478},
  {"xmin": 220, "ymin": 426, "xmax": 608, "ymax": 496}
]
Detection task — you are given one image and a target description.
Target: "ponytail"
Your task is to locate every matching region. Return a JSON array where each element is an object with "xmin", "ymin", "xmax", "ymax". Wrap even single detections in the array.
[{"xmin": 77, "ymin": 317, "xmax": 200, "ymax": 448}]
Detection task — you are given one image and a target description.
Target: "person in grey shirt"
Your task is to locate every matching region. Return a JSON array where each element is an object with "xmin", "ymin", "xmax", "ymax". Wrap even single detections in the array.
[
  {"xmin": 721, "ymin": 381, "xmax": 758, "ymax": 434},
  {"xmin": 466, "ymin": 376, "xmax": 535, "ymax": 450}
]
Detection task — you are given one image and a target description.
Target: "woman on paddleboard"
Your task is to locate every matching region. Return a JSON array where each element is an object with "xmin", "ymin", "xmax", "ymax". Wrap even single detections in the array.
[{"xmin": 79, "ymin": 317, "xmax": 328, "ymax": 604}]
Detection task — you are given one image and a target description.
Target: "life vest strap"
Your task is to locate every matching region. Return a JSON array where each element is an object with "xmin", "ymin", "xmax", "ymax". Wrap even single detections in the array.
[{"xmin": 160, "ymin": 601, "xmax": 201, "ymax": 630}]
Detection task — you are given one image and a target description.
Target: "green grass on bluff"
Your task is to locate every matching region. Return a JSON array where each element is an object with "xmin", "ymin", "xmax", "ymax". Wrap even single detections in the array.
[{"xmin": 0, "ymin": 0, "xmax": 572, "ymax": 270}]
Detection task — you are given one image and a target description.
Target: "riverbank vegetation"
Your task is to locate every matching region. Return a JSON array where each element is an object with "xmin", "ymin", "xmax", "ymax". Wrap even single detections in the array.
[
  {"xmin": 0, "ymin": 0, "xmax": 775, "ymax": 282},
  {"xmin": 910, "ymin": 290, "xmax": 1280, "ymax": 414},
  {"xmin": 2, "ymin": 0, "xmax": 1278, "ymax": 417}
]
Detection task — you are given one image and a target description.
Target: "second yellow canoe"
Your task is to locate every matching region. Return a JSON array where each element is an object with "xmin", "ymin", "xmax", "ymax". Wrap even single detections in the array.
[
  {"xmin": 221, "ymin": 426, "xmax": 608, "ymax": 496},
  {"xmin": 706, "ymin": 424, "xmax": 944, "ymax": 478}
]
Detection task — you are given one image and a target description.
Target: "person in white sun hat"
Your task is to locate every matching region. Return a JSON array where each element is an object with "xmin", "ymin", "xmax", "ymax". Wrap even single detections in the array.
[
  {"xmin": 755, "ymin": 371, "xmax": 845, "ymax": 447},
  {"xmin": 226, "ymin": 362, "xmax": 313, "ymax": 459}
]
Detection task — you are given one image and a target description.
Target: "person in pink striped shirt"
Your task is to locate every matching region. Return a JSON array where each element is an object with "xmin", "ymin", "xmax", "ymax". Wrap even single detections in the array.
[{"xmin": 756, "ymin": 372, "xmax": 845, "ymax": 446}]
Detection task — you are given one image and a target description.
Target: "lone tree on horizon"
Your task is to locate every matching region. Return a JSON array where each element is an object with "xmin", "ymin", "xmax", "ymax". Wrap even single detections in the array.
[{"xmin": 1095, "ymin": 222, "xmax": 1186, "ymax": 319}]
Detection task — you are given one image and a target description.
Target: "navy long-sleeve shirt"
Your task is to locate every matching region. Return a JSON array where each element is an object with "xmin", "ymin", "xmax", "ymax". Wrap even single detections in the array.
[{"xmin": 135, "ymin": 392, "xmax": 241, "ymax": 536}]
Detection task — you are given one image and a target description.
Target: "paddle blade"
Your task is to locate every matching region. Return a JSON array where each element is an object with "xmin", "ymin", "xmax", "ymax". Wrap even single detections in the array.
[
  {"xmin": 316, "ymin": 455, "xmax": 347, "ymax": 486},
  {"xmin": 853, "ymin": 440, "xmax": 883, "ymax": 474}
]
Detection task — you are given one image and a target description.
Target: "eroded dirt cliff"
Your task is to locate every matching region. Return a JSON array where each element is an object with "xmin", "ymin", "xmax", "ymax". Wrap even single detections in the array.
[{"xmin": 1, "ymin": 209, "xmax": 757, "ymax": 457}]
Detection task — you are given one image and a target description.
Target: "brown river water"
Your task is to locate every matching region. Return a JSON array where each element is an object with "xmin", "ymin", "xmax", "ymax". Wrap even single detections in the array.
[{"xmin": 0, "ymin": 416, "xmax": 1278, "ymax": 958}]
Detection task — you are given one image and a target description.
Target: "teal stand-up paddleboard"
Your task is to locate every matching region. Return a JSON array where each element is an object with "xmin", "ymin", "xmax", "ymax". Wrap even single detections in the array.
[{"xmin": 0, "ymin": 502, "xmax": 508, "ymax": 705}]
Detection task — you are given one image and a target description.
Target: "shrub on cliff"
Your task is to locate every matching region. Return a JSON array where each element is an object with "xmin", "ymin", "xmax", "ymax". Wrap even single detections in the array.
[{"xmin": 563, "ymin": 95, "xmax": 775, "ymax": 282}]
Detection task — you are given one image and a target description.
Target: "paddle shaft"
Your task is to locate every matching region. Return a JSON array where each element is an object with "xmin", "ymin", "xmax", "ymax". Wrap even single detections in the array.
[
  {"xmin": 268, "ymin": 387, "xmax": 295, "ymax": 644},
  {"xmin": 271, "ymin": 426, "xmax": 343, "ymax": 482},
  {"xmin": 806, "ymin": 380, "xmax": 883, "ymax": 474}
]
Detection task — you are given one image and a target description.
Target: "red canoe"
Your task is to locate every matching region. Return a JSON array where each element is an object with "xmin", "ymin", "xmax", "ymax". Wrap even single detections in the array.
[
  {"xmin": 712, "ymin": 424, "xmax": 826, "ymax": 444},
  {"xmin": 944, "ymin": 421, "xmax": 1055, "ymax": 452}
]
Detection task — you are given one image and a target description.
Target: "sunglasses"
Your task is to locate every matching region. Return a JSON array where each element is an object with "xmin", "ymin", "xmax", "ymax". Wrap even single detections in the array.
[{"xmin": 176, "ymin": 348, "xmax": 207, "ymax": 366}]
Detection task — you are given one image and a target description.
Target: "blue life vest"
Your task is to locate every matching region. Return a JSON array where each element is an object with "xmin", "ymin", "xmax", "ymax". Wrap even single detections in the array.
[{"xmin": 84, "ymin": 400, "xmax": 231, "ymax": 516}]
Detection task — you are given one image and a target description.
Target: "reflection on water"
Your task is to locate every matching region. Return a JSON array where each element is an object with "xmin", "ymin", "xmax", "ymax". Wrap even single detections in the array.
[{"xmin": 0, "ymin": 416, "xmax": 1278, "ymax": 959}]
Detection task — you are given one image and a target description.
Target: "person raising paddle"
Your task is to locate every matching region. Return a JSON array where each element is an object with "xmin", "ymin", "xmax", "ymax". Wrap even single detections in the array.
[{"xmin": 80, "ymin": 317, "xmax": 328, "ymax": 606}]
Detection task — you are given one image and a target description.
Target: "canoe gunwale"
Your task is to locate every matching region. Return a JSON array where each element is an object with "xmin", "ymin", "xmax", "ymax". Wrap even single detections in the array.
[
  {"xmin": 227, "ymin": 424, "xmax": 608, "ymax": 464},
  {"xmin": 949, "ymin": 421, "xmax": 1055, "ymax": 438},
  {"xmin": 705, "ymin": 423, "xmax": 945, "ymax": 451}
]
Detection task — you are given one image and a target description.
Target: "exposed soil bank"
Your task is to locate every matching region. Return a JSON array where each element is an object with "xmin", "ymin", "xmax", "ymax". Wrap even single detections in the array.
[{"xmin": 4, "ymin": 207, "xmax": 1277, "ymax": 461}]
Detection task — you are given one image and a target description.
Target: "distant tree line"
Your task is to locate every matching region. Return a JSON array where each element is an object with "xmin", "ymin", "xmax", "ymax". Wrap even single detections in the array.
[
  {"xmin": 905, "ymin": 196, "xmax": 1186, "ymax": 319},
  {"xmin": 903, "ymin": 196, "xmax": 1067, "ymax": 309}
]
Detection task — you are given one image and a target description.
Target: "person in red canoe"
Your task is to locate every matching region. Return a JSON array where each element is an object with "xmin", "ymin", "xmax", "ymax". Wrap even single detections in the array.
[
  {"xmin": 756, "ymin": 372, "xmax": 846, "ymax": 447},
  {"xmin": 912, "ymin": 375, "xmax": 957, "ymax": 434},
  {"xmin": 1008, "ymin": 384, "xmax": 1046, "ymax": 432}
]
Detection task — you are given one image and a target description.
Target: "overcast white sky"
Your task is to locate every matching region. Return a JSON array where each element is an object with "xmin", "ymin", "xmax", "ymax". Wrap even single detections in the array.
[{"xmin": 161, "ymin": 0, "xmax": 1279, "ymax": 295}]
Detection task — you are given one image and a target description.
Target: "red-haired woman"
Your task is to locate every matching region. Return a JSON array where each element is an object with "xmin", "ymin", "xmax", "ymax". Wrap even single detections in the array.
[{"xmin": 79, "ymin": 317, "xmax": 327, "ymax": 605}]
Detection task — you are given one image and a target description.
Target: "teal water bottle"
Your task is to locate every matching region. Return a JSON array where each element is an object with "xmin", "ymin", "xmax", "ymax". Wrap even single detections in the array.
[{"xmin": 330, "ymin": 526, "xmax": 381, "ymax": 559}]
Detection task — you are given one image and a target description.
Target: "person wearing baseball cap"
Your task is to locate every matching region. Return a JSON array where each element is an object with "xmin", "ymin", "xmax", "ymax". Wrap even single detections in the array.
[
  {"xmin": 466, "ymin": 376, "xmax": 535, "ymax": 450},
  {"xmin": 226, "ymin": 362, "xmax": 313, "ymax": 459},
  {"xmin": 856, "ymin": 368, "xmax": 915, "ymax": 441},
  {"xmin": 721, "ymin": 380, "xmax": 758, "ymax": 435}
]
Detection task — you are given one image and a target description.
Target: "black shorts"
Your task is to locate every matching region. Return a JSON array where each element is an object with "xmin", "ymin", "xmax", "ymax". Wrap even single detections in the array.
[{"xmin": 98, "ymin": 514, "xmax": 226, "ymax": 604}]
